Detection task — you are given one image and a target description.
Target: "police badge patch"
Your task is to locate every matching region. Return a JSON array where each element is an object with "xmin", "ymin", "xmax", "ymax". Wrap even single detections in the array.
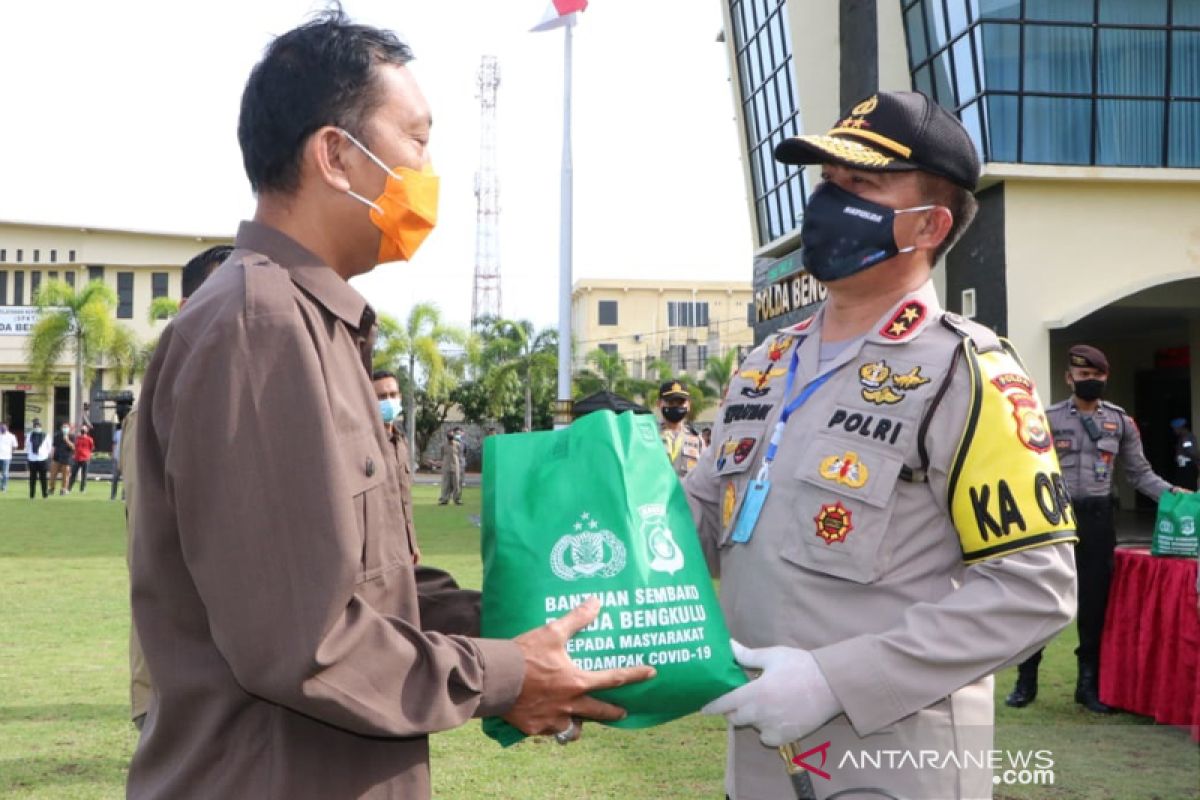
[
  {"xmin": 814, "ymin": 502, "xmax": 854, "ymax": 545},
  {"xmin": 991, "ymin": 373, "xmax": 1052, "ymax": 453}
]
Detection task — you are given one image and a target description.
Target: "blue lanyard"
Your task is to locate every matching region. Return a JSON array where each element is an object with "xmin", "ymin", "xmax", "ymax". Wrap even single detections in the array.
[{"xmin": 759, "ymin": 346, "xmax": 835, "ymax": 474}]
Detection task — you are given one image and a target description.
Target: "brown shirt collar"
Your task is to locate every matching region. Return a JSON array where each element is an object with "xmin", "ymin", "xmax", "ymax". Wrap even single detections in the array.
[{"xmin": 234, "ymin": 220, "xmax": 375, "ymax": 333}]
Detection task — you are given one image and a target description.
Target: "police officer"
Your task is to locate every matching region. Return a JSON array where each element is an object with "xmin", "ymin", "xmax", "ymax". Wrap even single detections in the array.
[
  {"xmin": 438, "ymin": 428, "xmax": 463, "ymax": 505},
  {"xmin": 659, "ymin": 380, "xmax": 703, "ymax": 479},
  {"xmin": 1005, "ymin": 344, "xmax": 1186, "ymax": 713},
  {"xmin": 688, "ymin": 91, "xmax": 1077, "ymax": 800}
]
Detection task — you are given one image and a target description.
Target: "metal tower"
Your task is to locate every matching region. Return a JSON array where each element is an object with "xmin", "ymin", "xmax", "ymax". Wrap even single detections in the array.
[{"xmin": 471, "ymin": 55, "xmax": 502, "ymax": 326}]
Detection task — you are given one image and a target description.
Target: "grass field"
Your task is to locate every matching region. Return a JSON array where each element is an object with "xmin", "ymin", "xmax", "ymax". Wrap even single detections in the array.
[{"xmin": 0, "ymin": 482, "xmax": 1196, "ymax": 799}]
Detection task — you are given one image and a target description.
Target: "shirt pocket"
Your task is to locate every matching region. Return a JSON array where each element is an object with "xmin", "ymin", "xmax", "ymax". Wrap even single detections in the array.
[
  {"xmin": 780, "ymin": 436, "xmax": 906, "ymax": 584},
  {"xmin": 342, "ymin": 430, "xmax": 412, "ymax": 583},
  {"xmin": 1054, "ymin": 433, "xmax": 1079, "ymax": 469}
]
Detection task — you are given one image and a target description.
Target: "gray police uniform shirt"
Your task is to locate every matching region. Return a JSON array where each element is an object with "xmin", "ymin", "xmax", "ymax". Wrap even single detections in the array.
[
  {"xmin": 685, "ymin": 281, "xmax": 1078, "ymax": 800},
  {"xmin": 661, "ymin": 425, "xmax": 703, "ymax": 479},
  {"xmin": 1048, "ymin": 400, "xmax": 1171, "ymax": 500}
]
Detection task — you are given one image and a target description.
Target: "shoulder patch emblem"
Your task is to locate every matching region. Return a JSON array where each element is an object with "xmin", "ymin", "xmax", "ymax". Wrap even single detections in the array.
[
  {"xmin": 879, "ymin": 300, "xmax": 927, "ymax": 340},
  {"xmin": 814, "ymin": 502, "xmax": 854, "ymax": 545},
  {"xmin": 991, "ymin": 373, "xmax": 1052, "ymax": 453}
]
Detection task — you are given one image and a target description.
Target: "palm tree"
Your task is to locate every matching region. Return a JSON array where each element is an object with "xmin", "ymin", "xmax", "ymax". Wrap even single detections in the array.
[
  {"xmin": 703, "ymin": 348, "xmax": 741, "ymax": 399},
  {"xmin": 26, "ymin": 279, "xmax": 118, "ymax": 426},
  {"xmin": 575, "ymin": 348, "xmax": 648, "ymax": 401},
  {"xmin": 103, "ymin": 324, "xmax": 145, "ymax": 387},
  {"xmin": 483, "ymin": 319, "xmax": 557, "ymax": 432},
  {"xmin": 147, "ymin": 297, "xmax": 180, "ymax": 323},
  {"xmin": 372, "ymin": 303, "xmax": 466, "ymax": 466}
]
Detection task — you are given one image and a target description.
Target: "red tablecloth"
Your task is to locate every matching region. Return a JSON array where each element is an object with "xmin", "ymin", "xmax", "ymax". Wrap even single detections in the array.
[{"xmin": 1099, "ymin": 546, "xmax": 1200, "ymax": 741}]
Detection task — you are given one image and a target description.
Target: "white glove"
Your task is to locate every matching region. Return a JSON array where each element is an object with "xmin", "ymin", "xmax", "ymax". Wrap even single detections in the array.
[{"xmin": 701, "ymin": 640, "xmax": 842, "ymax": 746}]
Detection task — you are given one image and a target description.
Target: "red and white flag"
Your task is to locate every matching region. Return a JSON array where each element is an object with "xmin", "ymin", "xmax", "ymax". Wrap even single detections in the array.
[{"xmin": 530, "ymin": 0, "xmax": 587, "ymax": 32}]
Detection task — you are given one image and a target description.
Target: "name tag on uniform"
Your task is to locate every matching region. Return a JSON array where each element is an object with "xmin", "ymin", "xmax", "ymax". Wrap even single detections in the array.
[{"xmin": 730, "ymin": 479, "xmax": 770, "ymax": 543}]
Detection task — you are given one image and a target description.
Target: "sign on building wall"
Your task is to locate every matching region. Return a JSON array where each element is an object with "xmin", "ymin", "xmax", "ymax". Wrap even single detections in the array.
[
  {"xmin": 752, "ymin": 251, "xmax": 827, "ymax": 343},
  {"xmin": 0, "ymin": 306, "xmax": 39, "ymax": 336}
]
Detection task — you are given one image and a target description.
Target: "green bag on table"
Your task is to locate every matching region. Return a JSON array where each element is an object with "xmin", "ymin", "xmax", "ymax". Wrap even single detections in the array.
[
  {"xmin": 480, "ymin": 410, "xmax": 747, "ymax": 746},
  {"xmin": 1151, "ymin": 490, "xmax": 1200, "ymax": 557}
]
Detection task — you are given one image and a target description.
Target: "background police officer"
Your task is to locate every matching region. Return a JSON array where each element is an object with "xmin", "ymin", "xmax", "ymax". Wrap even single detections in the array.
[
  {"xmin": 1006, "ymin": 344, "xmax": 1188, "ymax": 713},
  {"xmin": 659, "ymin": 380, "xmax": 703, "ymax": 479}
]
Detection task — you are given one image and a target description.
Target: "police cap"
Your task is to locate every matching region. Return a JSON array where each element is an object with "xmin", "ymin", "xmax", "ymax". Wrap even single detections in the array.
[
  {"xmin": 659, "ymin": 380, "xmax": 690, "ymax": 400},
  {"xmin": 1067, "ymin": 345, "xmax": 1109, "ymax": 373}
]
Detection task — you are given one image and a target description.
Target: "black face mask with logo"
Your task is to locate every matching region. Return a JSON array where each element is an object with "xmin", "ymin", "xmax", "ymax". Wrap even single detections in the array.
[
  {"xmin": 662, "ymin": 406, "xmax": 688, "ymax": 423},
  {"xmin": 1073, "ymin": 379, "xmax": 1106, "ymax": 401},
  {"xmin": 800, "ymin": 182, "xmax": 935, "ymax": 282}
]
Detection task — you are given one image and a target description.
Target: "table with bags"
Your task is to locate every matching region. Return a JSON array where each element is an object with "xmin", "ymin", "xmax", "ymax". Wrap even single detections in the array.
[{"xmin": 1098, "ymin": 543, "xmax": 1200, "ymax": 740}]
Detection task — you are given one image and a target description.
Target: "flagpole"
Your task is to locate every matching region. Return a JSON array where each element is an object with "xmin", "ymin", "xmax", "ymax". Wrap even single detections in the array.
[{"xmin": 554, "ymin": 18, "xmax": 574, "ymax": 428}]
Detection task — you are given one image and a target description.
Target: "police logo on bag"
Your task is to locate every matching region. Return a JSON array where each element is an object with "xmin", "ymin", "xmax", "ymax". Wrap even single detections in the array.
[
  {"xmin": 640, "ymin": 503, "xmax": 684, "ymax": 576},
  {"xmin": 551, "ymin": 512, "xmax": 627, "ymax": 581}
]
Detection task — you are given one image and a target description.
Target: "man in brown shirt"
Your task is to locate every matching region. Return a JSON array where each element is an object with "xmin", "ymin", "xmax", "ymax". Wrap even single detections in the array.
[{"xmin": 128, "ymin": 11, "xmax": 651, "ymax": 799}]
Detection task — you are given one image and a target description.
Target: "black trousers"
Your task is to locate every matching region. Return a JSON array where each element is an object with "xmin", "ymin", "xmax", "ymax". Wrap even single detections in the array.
[
  {"xmin": 1018, "ymin": 496, "xmax": 1115, "ymax": 676},
  {"xmin": 68, "ymin": 460, "xmax": 89, "ymax": 491},
  {"xmin": 28, "ymin": 461, "xmax": 48, "ymax": 498}
]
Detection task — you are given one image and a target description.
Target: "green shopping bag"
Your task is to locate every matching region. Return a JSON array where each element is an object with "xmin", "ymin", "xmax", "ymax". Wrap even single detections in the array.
[
  {"xmin": 480, "ymin": 410, "xmax": 746, "ymax": 746},
  {"xmin": 1151, "ymin": 491, "xmax": 1200, "ymax": 557}
]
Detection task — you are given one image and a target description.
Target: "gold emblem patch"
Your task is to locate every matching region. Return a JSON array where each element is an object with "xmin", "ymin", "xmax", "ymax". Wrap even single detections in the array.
[
  {"xmin": 722, "ymin": 482, "xmax": 737, "ymax": 530},
  {"xmin": 859, "ymin": 359, "xmax": 931, "ymax": 406},
  {"xmin": 819, "ymin": 451, "xmax": 870, "ymax": 489}
]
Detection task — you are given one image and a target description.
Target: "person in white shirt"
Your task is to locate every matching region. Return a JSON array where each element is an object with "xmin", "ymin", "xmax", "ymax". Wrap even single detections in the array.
[
  {"xmin": 25, "ymin": 418, "xmax": 52, "ymax": 499},
  {"xmin": 0, "ymin": 423, "xmax": 18, "ymax": 492}
]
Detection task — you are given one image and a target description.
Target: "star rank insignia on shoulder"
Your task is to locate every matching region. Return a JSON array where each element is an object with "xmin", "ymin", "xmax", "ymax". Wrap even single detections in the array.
[{"xmin": 879, "ymin": 300, "xmax": 927, "ymax": 341}]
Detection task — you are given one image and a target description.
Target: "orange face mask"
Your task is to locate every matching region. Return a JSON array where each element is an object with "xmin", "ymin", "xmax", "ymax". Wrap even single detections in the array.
[{"xmin": 340, "ymin": 130, "xmax": 439, "ymax": 263}]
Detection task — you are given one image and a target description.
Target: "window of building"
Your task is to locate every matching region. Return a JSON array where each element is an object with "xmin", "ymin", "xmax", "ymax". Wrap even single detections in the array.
[
  {"xmin": 65, "ymin": 271, "xmax": 75, "ymax": 289},
  {"xmin": 903, "ymin": 0, "xmax": 1200, "ymax": 167},
  {"xmin": 69, "ymin": 250, "xmax": 76, "ymax": 262},
  {"xmin": 0, "ymin": 250, "xmax": 5, "ymax": 262},
  {"xmin": 117, "ymin": 272, "xmax": 134, "ymax": 319},
  {"xmin": 14, "ymin": 271, "xmax": 24, "ymax": 305},
  {"xmin": 48, "ymin": 271, "xmax": 58, "ymax": 283},
  {"xmin": 88, "ymin": 265, "xmax": 104, "ymax": 283},
  {"xmin": 0, "ymin": 271, "xmax": 7, "ymax": 305},
  {"xmin": 698, "ymin": 344, "xmax": 709, "ymax": 366},
  {"xmin": 152, "ymin": 272, "xmax": 169, "ymax": 299},
  {"xmin": 598, "ymin": 300, "xmax": 618, "ymax": 326},
  {"xmin": 16, "ymin": 249, "xmax": 22, "ymax": 263},
  {"xmin": 729, "ymin": 0, "xmax": 806, "ymax": 245},
  {"xmin": 50, "ymin": 250, "xmax": 57, "ymax": 263},
  {"xmin": 30, "ymin": 271, "xmax": 41, "ymax": 301},
  {"xmin": 671, "ymin": 344, "xmax": 688, "ymax": 371},
  {"xmin": 598, "ymin": 343, "xmax": 618, "ymax": 355},
  {"xmin": 33, "ymin": 250, "xmax": 39, "ymax": 263},
  {"xmin": 667, "ymin": 301, "xmax": 710, "ymax": 328}
]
